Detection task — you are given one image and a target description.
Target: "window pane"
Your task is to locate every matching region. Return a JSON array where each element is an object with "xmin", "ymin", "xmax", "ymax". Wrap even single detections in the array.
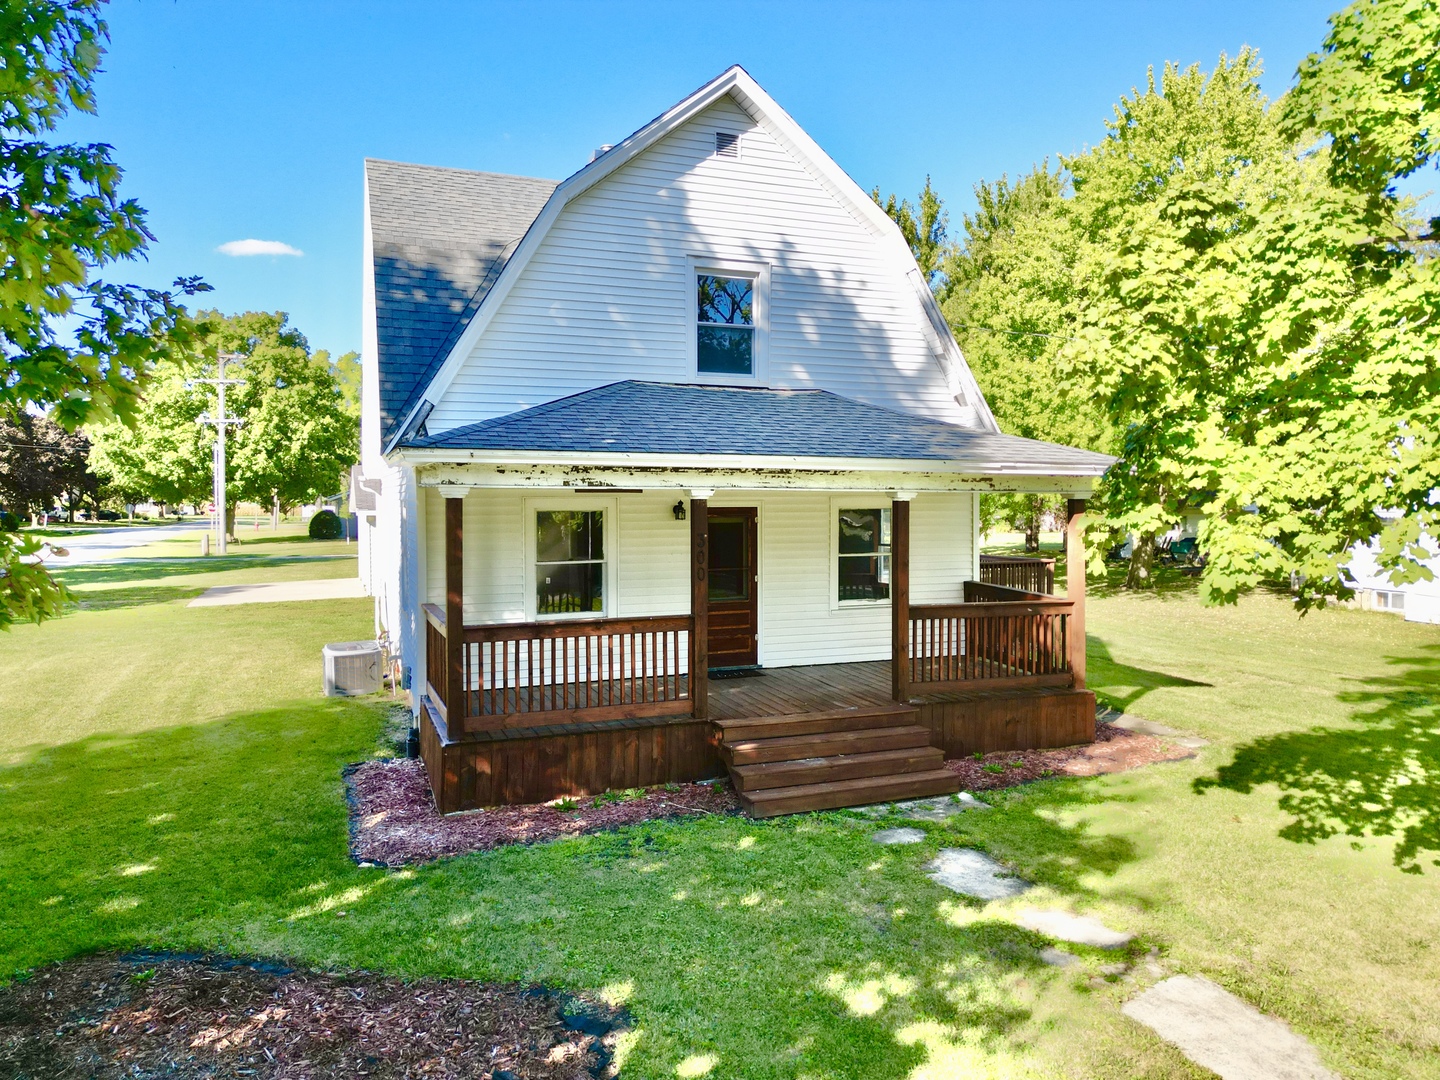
[
  {"xmin": 697, "ymin": 275, "xmax": 753, "ymax": 325},
  {"xmin": 838, "ymin": 555, "xmax": 890, "ymax": 601},
  {"xmin": 537, "ymin": 561, "xmax": 604, "ymax": 614},
  {"xmin": 697, "ymin": 325, "xmax": 753, "ymax": 374},
  {"xmin": 536, "ymin": 510, "xmax": 602, "ymax": 563},
  {"xmin": 838, "ymin": 509, "xmax": 889, "ymax": 555},
  {"xmin": 708, "ymin": 517, "xmax": 750, "ymax": 601}
]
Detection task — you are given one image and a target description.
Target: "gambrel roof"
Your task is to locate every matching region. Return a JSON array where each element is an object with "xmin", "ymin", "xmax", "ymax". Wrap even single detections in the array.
[
  {"xmin": 366, "ymin": 160, "xmax": 556, "ymax": 443},
  {"xmin": 369, "ymin": 65, "xmax": 1000, "ymax": 453},
  {"xmin": 405, "ymin": 381, "xmax": 1112, "ymax": 475}
]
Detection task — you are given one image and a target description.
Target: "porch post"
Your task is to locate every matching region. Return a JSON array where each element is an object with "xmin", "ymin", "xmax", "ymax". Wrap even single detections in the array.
[
  {"xmin": 1066, "ymin": 498, "xmax": 1087, "ymax": 689},
  {"xmin": 689, "ymin": 490, "xmax": 711, "ymax": 720},
  {"xmin": 443, "ymin": 490, "xmax": 466, "ymax": 728},
  {"xmin": 890, "ymin": 494, "xmax": 912, "ymax": 703}
]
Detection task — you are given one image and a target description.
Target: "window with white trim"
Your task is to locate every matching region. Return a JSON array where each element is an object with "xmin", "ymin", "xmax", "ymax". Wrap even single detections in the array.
[
  {"xmin": 696, "ymin": 273, "xmax": 755, "ymax": 375},
  {"xmin": 535, "ymin": 509, "xmax": 604, "ymax": 615},
  {"xmin": 837, "ymin": 508, "xmax": 891, "ymax": 602}
]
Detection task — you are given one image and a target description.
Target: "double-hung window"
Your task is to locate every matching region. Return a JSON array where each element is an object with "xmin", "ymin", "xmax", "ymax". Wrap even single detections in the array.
[
  {"xmin": 535, "ymin": 510, "xmax": 604, "ymax": 615},
  {"xmin": 696, "ymin": 273, "xmax": 755, "ymax": 375},
  {"xmin": 837, "ymin": 508, "xmax": 891, "ymax": 602}
]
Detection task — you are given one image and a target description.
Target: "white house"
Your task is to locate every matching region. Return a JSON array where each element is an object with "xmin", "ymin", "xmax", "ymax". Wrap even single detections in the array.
[
  {"xmin": 1346, "ymin": 534, "xmax": 1440, "ymax": 623},
  {"xmin": 356, "ymin": 67, "xmax": 1112, "ymax": 815}
]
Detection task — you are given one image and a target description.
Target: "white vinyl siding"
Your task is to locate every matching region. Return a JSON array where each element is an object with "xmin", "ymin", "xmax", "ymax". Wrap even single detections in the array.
[
  {"xmin": 424, "ymin": 488, "xmax": 973, "ymax": 668},
  {"xmin": 429, "ymin": 95, "xmax": 974, "ymax": 432}
]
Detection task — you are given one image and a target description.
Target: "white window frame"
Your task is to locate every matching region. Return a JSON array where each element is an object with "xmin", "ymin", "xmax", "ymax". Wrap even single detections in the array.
[
  {"xmin": 523, "ymin": 496, "xmax": 619, "ymax": 621},
  {"xmin": 687, "ymin": 255, "xmax": 768, "ymax": 383},
  {"xmin": 829, "ymin": 495, "xmax": 892, "ymax": 611}
]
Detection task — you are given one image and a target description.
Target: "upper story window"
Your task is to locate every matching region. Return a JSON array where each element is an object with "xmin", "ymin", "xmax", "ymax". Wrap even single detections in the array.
[{"xmin": 697, "ymin": 274, "xmax": 755, "ymax": 375}]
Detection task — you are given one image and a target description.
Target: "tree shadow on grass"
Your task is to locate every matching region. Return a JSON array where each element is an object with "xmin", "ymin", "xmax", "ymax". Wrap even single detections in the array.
[
  {"xmin": 53, "ymin": 555, "xmax": 349, "ymax": 587},
  {"xmin": 1195, "ymin": 645, "xmax": 1440, "ymax": 873},
  {"xmin": 1087, "ymin": 637, "xmax": 1211, "ymax": 715},
  {"xmin": 68, "ymin": 585, "xmax": 208, "ymax": 611}
]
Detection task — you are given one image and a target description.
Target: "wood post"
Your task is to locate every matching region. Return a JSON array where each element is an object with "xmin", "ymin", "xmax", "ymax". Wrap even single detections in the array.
[
  {"xmin": 445, "ymin": 494, "xmax": 466, "ymax": 728},
  {"xmin": 690, "ymin": 496, "xmax": 709, "ymax": 719},
  {"xmin": 1066, "ymin": 498, "xmax": 1087, "ymax": 689},
  {"xmin": 891, "ymin": 497, "xmax": 911, "ymax": 702}
]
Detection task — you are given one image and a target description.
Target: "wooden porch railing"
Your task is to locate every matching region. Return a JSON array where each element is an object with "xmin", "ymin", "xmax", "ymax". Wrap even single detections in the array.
[
  {"xmin": 978, "ymin": 553, "xmax": 1056, "ymax": 595},
  {"xmin": 423, "ymin": 604, "xmax": 693, "ymax": 733},
  {"xmin": 905, "ymin": 580, "xmax": 1075, "ymax": 694}
]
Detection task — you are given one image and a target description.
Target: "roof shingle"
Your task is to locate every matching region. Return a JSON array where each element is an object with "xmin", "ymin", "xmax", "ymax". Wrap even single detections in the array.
[
  {"xmin": 407, "ymin": 381, "xmax": 1113, "ymax": 475},
  {"xmin": 366, "ymin": 159, "xmax": 557, "ymax": 444}
]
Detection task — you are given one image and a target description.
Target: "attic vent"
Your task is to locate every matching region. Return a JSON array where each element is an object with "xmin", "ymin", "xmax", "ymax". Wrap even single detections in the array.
[{"xmin": 714, "ymin": 131, "xmax": 739, "ymax": 159}]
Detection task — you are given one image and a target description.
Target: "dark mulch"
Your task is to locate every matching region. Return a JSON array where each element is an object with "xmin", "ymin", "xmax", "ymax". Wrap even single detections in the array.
[
  {"xmin": 0, "ymin": 951, "xmax": 624, "ymax": 1080},
  {"xmin": 943, "ymin": 721, "xmax": 1196, "ymax": 792},
  {"xmin": 348, "ymin": 760, "xmax": 739, "ymax": 866}
]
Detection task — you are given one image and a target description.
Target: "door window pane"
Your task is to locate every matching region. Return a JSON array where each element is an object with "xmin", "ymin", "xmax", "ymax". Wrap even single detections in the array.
[
  {"xmin": 536, "ymin": 510, "xmax": 604, "ymax": 614},
  {"xmin": 708, "ymin": 517, "xmax": 750, "ymax": 601},
  {"xmin": 837, "ymin": 508, "xmax": 891, "ymax": 601}
]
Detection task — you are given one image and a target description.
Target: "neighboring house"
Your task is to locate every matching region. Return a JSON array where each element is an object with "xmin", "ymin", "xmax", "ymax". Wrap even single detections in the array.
[
  {"xmin": 357, "ymin": 67, "xmax": 1113, "ymax": 816},
  {"xmin": 1345, "ymin": 535, "xmax": 1440, "ymax": 624}
]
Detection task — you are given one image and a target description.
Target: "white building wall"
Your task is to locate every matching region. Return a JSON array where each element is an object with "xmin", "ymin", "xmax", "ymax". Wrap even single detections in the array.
[
  {"xmin": 425, "ymin": 488, "xmax": 973, "ymax": 667},
  {"xmin": 429, "ymin": 95, "xmax": 974, "ymax": 432}
]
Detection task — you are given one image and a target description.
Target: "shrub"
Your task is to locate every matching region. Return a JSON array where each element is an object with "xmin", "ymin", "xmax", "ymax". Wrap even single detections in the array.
[
  {"xmin": 308, "ymin": 509, "xmax": 346, "ymax": 540},
  {"xmin": 0, "ymin": 510, "xmax": 20, "ymax": 531}
]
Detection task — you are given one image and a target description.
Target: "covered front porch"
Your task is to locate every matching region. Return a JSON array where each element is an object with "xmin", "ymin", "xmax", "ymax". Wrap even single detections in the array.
[{"xmin": 416, "ymin": 485, "xmax": 1094, "ymax": 813}]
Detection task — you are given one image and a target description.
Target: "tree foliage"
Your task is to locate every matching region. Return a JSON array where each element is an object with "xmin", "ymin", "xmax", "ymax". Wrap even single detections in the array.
[
  {"xmin": 1281, "ymin": 0, "xmax": 1440, "ymax": 194},
  {"xmin": 872, "ymin": 176, "xmax": 950, "ymax": 289},
  {"xmin": 1061, "ymin": 45, "xmax": 1440, "ymax": 605},
  {"xmin": 90, "ymin": 312, "xmax": 359, "ymax": 520},
  {"xmin": 0, "ymin": 412, "xmax": 95, "ymax": 518},
  {"xmin": 0, "ymin": 0, "xmax": 208, "ymax": 629}
]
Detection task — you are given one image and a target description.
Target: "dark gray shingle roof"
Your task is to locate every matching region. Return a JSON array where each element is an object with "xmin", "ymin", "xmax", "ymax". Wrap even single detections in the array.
[
  {"xmin": 407, "ymin": 381, "xmax": 1113, "ymax": 474},
  {"xmin": 367, "ymin": 159, "xmax": 557, "ymax": 444}
]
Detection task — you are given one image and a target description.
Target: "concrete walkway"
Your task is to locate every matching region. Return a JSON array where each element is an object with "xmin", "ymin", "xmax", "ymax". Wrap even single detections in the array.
[
  {"xmin": 39, "ymin": 521, "xmax": 209, "ymax": 565},
  {"xmin": 188, "ymin": 578, "xmax": 366, "ymax": 607}
]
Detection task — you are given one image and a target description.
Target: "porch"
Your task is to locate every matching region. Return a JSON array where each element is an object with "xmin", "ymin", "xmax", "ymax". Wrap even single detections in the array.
[{"xmin": 417, "ymin": 492, "xmax": 1094, "ymax": 813}]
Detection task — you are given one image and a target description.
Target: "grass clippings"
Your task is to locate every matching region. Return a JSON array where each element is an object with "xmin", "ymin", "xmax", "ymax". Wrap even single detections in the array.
[
  {"xmin": 0, "ymin": 951, "xmax": 622, "ymax": 1080},
  {"xmin": 347, "ymin": 759, "xmax": 740, "ymax": 866},
  {"xmin": 943, "ymin": 721, "xmax": 1195, "ymax": 792}
]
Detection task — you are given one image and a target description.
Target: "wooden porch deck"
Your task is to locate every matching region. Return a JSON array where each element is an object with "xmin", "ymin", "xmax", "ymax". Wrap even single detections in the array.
[{"xmin": 709, "ymin": 662, "xmax": 891, "ymax": 720}]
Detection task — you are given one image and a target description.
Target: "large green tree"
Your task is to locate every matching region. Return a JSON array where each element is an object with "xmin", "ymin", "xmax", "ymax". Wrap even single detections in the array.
[
  {"xmin": 1062, "ymin": 39, "xmax": 1440, "ymax": 605},
  {"xmin": 90, "ymin": 312, "xmax": 359, "ymax": 530},
  {"xmin": 0, "ymin": 0, "xmax": 206, "ymax": 628}
]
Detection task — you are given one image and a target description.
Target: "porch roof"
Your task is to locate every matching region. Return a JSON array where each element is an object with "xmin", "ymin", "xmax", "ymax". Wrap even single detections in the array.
[{"xmin": 405, "ymin": 381, "xmax": 1113, "ymax": 475}]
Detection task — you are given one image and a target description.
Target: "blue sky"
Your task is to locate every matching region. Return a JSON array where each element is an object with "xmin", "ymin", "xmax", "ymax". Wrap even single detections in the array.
[{"xmin": 59, "ymin": 0, "xmax": 1356, "ymax": 357}]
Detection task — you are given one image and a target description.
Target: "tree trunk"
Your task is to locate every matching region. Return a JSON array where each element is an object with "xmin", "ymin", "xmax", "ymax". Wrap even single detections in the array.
[
  {"xmin": 225, "ymin": 502, "xmax": 237, "ymax": 542},
  {"xmin": 1024, "ymin": 498, "xmax": 1042, "ymax": 552},
  {"xmin": 1126, "ymin": 532, "xmax": 1157, "ymax": 589},
  {"xmin": 271, "ymin": 492, "xmax": 280, "ymax": 531}
]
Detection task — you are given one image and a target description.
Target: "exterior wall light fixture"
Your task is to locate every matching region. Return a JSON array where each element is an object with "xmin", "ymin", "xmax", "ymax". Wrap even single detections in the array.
[{"xmin": 672, "ymin": 500, "xmax": 687, "ymax": 521}]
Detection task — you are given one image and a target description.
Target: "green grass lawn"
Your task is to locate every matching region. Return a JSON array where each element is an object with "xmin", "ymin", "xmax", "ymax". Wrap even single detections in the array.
[{"xmin": 1, "ymin": 543, "xmax": 1436, "ymax": 1078}]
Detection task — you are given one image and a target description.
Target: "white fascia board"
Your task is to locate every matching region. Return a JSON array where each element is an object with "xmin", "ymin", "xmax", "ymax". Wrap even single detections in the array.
[
  {"xmin": 390, "ymin": 445, "xmax": 1110, "ymax": 478},
  {"xmin": 399, "ymin": 64, "xmax": 999, "ymax": 441}
]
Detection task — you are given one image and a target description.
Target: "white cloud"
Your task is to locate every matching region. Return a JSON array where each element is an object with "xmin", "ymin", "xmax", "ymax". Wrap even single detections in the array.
[{"xmin": 217, "ymin": 238, "xmax": 303, "ymax": 257}]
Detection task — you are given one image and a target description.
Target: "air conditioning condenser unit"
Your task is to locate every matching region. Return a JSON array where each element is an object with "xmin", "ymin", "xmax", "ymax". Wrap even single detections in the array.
[{"xmin": 323, "ymin": 640, "xmax": 382, "ymax": 696}]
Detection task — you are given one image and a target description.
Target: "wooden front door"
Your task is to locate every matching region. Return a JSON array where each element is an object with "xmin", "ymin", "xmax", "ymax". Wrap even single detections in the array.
[{"xmin": 707, "ymin": 507, "xmax": 758, "ymax": 669}]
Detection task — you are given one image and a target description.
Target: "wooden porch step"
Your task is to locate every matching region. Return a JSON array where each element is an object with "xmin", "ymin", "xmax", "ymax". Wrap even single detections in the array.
[
  {"xmin": 714, "ymin": 702, "xmax": 917, "ymax": 741},
  {"xmin": 730, "ymin": 745, "xmax": 944, "ymax": 792},
  {"xmin": 738, "ymin": 769, "xmax": 961, "ymax": 818},
  {"xmin": 720, "ymin": 725, "xmax": 933, "ymax": 767}
]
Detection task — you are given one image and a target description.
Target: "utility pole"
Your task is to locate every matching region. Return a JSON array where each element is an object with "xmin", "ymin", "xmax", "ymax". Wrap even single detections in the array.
[{"xmin": 194, "ymin": 352, "xmax": 246, "ymax": 555}]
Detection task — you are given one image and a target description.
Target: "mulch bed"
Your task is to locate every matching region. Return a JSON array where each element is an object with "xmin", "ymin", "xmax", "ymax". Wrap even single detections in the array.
[
  {"xmin": 0, "ymin": 951, "xmax": 624, "ymax": 1080},
  {"xmin": 943, "ymin": 720, "xmax": 1196, "ymax": 792},
  {"xmin": 347, "ymin": 760, "xmax": 739, "ymax": 867}
]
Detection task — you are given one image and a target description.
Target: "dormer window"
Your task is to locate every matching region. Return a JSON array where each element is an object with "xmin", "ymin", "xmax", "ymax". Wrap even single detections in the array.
[{"xmin": 697, "ymin": 273, "xmax": 755, "ymax": 375}]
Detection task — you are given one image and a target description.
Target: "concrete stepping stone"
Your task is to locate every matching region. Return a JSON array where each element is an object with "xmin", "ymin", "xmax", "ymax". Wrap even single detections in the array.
[
  {"xmin": 924, "ymin": 848, "xmax": 1031, "ymax": 900},
  {"xmin": 1123, "ymin": 975, "xmax": 1340, "ymax": 1080},
  {"xmin": 856, "ymin": 792, "xmax": 991, "ymax": 820},
  {"xmin": 1016, "ymin": 908, "xmax": 1134, "ymax": 949},
  {"xmin": 1038, "ymin": 946, "xmax": 1078, "ymax": 967},
  {"xmin": 872, "ymin": 827, "xmax": 925, "ymax": 845}
]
